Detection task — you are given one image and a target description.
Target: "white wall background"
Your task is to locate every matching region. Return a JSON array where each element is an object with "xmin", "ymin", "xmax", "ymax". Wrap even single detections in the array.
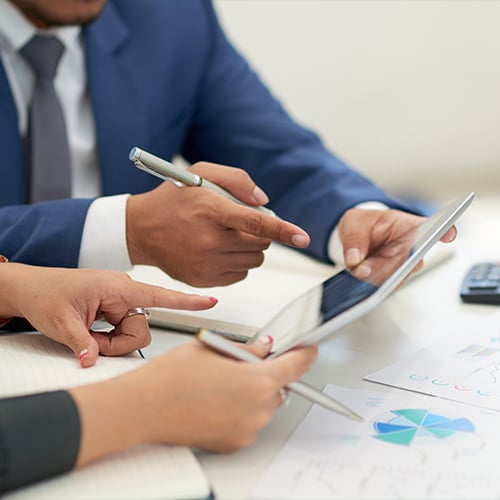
[{"xmin": 214, "ymin": 0, "xmax": 500, "ymax": 201}]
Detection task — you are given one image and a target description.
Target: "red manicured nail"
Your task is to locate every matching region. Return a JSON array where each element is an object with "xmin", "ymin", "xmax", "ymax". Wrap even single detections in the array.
[
  {"xmin": 79, "ymin": 349, "xmax": 89, "ymax": 366},
  {"xmin": 259, "ymin": 335, "xmax": 273, "ymax": 345}
]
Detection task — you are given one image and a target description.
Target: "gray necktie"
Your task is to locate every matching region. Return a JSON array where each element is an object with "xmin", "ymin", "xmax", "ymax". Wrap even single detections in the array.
[{"xmin": 21, "ymin": 35, "xmax": 71, "ymax": 203}]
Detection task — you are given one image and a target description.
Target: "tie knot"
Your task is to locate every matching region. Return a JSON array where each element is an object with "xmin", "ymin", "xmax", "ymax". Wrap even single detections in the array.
[{"xmin": 20, "ymin": 34, "xmax": 65, "ymax": 80}]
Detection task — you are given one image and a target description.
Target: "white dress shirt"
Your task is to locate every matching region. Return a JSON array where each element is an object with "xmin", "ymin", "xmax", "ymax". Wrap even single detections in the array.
[{"xmin": 0, "ymin": 0, "xmax": 131, "ymax": 270}]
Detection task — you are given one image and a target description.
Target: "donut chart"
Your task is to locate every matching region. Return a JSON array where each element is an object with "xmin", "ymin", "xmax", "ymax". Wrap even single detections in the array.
[{"xmin": 373, "ymin": 408, "xmax": 475, "ymax": 446}]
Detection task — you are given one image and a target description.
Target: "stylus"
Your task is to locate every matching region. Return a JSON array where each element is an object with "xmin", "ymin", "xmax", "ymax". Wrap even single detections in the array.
[
  {"xmin": 196, "ymin": 328, "xmax": 364, "ymax": 422},
  {"xmin": 129, "ymin": 147, "xmax": 276, "ymax": 217}
]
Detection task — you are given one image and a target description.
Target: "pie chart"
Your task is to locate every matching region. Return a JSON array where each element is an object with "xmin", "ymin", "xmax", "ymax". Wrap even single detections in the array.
[{"xmin": 373, "ymin": 408, "xmax": 475, "ymax": 446}]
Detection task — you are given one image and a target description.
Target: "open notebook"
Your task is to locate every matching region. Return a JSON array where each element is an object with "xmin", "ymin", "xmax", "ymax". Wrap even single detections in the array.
[{"xmin": 0, "ymin": 333, "xmax": 212, "ymax": 500}]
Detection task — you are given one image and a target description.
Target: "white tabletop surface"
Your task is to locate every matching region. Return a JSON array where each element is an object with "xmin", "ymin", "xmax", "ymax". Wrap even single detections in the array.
[{"xmin": 143, "ymin": 193, "xmax": 500, "ymax": 500}]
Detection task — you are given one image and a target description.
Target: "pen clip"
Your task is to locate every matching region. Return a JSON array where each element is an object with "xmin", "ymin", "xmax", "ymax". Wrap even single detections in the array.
[{"xmin": 133, "ymin": 159, "xmax": 185, "ymax": 188}]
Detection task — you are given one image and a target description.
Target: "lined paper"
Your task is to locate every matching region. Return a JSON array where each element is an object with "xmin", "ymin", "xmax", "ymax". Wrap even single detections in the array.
[{"xmin": 0, "ymin": 332, "xmax": 211, "ymax": 500}]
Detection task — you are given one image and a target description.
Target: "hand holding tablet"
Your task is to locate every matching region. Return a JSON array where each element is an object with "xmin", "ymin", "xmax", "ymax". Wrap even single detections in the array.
[{"xmin": 251, "ymin": 192, "xmax": 475, "ymax": 356}]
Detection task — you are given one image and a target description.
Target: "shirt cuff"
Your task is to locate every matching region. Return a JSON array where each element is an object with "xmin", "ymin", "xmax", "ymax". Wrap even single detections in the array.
[
  {"xmin": 0, "ymin": 255, "xmax": 13, "ymax": 328},
  {"xmin": 327, "ymin": 201, "xmax": 389, "ymax": 266},
  {"xmin": 78, "ymin": 194, "xmax": 133, "ymax": 271}
]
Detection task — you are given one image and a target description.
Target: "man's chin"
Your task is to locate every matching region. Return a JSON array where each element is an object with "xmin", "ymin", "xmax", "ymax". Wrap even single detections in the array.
[{"xmin": 10, "ymin": 0, "xmax": 107, "ymax": 28}]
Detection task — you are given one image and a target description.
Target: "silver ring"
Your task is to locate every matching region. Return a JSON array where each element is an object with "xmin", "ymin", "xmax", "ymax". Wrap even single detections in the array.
[
  {"xmin": 121, "ymin": 307, "xmax": 151, "ymax": 323},
  {"xmin": 279, "ymin": 388, "xmax": 290, "ymax": 406}
]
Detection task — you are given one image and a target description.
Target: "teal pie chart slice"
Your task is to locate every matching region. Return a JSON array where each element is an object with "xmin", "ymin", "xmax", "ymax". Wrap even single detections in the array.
[
  {"xmin": 373, "ymin": 409, "xmax": 475, "ymax": 446},
  {"xmin": 373, "ymin": 426, "xmax": 419, "ymax": 446},
  {"xmin": 392, "ymin": 409, "xmax": 428, "ymax": 425}
]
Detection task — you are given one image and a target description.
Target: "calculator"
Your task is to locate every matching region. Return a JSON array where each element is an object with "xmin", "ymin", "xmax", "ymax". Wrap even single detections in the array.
[{"xmin": 460, "ymin": 263, "xmax": 500, "ymax": 305}]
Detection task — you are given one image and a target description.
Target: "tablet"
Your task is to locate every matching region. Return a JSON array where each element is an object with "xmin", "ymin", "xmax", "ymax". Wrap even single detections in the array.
[{"xmin": 251, "ymin": 192, "xmax": 475, "ymax": 356}]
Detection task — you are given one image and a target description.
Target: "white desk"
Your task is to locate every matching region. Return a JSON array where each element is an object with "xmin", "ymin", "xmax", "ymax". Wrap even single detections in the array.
[{"xmin": 143, "ymin": 194, "xmax": 500, "ymax": 500}]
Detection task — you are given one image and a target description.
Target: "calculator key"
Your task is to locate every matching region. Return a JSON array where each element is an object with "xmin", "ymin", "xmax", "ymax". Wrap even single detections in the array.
[
  {"xmin": 461, "ymin": 263, "xmax": 500, "ymax": 304},
  {"xmin": 470, "ymin": 275, "xmax": 489, "ymax": 281},
  {"xmin": 468, "ymin": 281, "xmax": 498, "ymax": 290},
  {"xmin": 470, "ymin": 269, "xmax": 491, "ymax": 280}
]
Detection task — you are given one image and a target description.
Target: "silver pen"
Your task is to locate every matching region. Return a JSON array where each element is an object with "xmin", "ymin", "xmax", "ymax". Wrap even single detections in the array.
[
  {"xmin": 196, "ymin": 328, "xmax": 364, "ymax": 422},
  {"xmin": 129, "ymin": 147, "xmax": 276, "ymax": 217}
]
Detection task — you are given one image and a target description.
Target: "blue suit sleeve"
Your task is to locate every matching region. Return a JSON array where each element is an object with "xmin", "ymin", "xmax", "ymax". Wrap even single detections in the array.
[
  {"xmin": 0, "ymin": 199, "xmax": 92, "ymax": 267},
  {"xmin": 0, "ymin": 391, "xmax": 80, "ymax": 492},
  {"xmin": 182, "ymin": 1, "xmax": 418, "ymax": 262}
]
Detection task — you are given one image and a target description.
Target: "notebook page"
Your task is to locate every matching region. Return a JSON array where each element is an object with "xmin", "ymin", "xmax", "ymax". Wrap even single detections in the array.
[
  {"xmin": 4, "ymin": 444, "xmax": 210, "ymax": 500},
  {"xmin": 0, "ymin": 333, "xmax": 211, "ymax": 500},
  {"xmin": 0, "ymin": 332, "xmax": 144, "ymax": 397}
]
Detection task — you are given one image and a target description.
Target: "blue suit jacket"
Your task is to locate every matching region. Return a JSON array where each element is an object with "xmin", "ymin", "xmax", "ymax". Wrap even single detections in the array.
[{"xmin": 0, "ymin": 0, "xmax": 412, "ymax": 267}]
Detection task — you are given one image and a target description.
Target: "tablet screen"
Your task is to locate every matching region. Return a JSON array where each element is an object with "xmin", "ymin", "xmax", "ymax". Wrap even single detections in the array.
[{"xmin": 252, "ymin": 192, "xmax": 475, "ymax": 355}]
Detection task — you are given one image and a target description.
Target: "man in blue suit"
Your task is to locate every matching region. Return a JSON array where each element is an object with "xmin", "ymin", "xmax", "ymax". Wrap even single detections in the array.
[{"xmin": 0, "ymin": 0, "xmax": 449, "ymax": 287}]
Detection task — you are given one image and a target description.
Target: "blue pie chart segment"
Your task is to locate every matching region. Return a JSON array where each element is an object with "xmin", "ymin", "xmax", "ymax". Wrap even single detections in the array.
[
  {"xmin": 425, "ymin": 418, "xmax": 475, "ymax": 437},
  {"xmin": 422, "ymin": 413, "xmax": 450, "ymax": 426},
  {"xmin": 373, "ymin": 423, "xmax": 414, "ymax": 434},
  {"xmin": 373, "ymin": 409, "xmax": 475, "ymax": 446}
]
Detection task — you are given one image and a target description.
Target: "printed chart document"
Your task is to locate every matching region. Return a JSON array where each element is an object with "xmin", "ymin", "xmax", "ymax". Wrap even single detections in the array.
[
  {"xmin": 128, "ymin": 243, "xmax": 337, "ymax": 340},
  {"xmin": 0, "ymin": 333, "xmax": 212, "ymax": 500},
  {"xmin": 252, "ymin": 384, "xmax": 500, "ymax": 500},
  {"xmin": 365, "ymin": 313, "xmax": 500, "ymax": 411}
]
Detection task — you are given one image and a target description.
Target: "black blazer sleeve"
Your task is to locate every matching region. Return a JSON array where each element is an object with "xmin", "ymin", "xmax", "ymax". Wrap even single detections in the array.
[{"xmin": 0, "ymin": 390, "xmax": 80, "ymax": 492}]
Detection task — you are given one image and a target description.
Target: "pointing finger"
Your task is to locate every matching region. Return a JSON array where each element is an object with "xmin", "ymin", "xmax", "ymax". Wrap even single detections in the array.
[{"xmin": 220, "ymin": 202, "xmax": 310, "ymax": 249}]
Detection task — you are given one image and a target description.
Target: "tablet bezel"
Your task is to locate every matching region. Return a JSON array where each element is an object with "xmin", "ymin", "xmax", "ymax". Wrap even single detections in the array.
[{"xmin": 264, "ymin": 192, "xmax": 475, "ymax": 358}]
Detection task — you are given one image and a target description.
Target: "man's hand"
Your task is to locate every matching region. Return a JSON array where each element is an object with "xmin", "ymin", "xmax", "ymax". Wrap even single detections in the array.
[
  {"xmin": 126, "ymin": 162, "xmax": 310, "ymax": 287},
  {"xmin": 338, "ymin": 208, "xmax": 457, "ymax": 285}
]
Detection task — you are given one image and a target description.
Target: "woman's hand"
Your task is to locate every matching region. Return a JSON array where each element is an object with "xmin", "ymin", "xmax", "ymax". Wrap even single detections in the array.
[
  {"xmin": 71, "ymin": 336, "xmax": 318, "ymax": 466},
  {"xmin": 0, "ymin": 264, "xmax": 216, "ymax": 367},
  {"xmin": 134, "ymin": 338, "xmax": 318, "ymax": 451}
]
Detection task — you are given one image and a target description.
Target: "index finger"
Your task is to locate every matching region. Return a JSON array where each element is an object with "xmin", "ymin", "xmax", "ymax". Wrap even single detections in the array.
[
  {"xmin": 220, "ymin": 201, "xmax": 310, "ymax": 249},
  {"xmin": 101, "ymin": 280, "xmax": 218, "ymax": 325}
]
